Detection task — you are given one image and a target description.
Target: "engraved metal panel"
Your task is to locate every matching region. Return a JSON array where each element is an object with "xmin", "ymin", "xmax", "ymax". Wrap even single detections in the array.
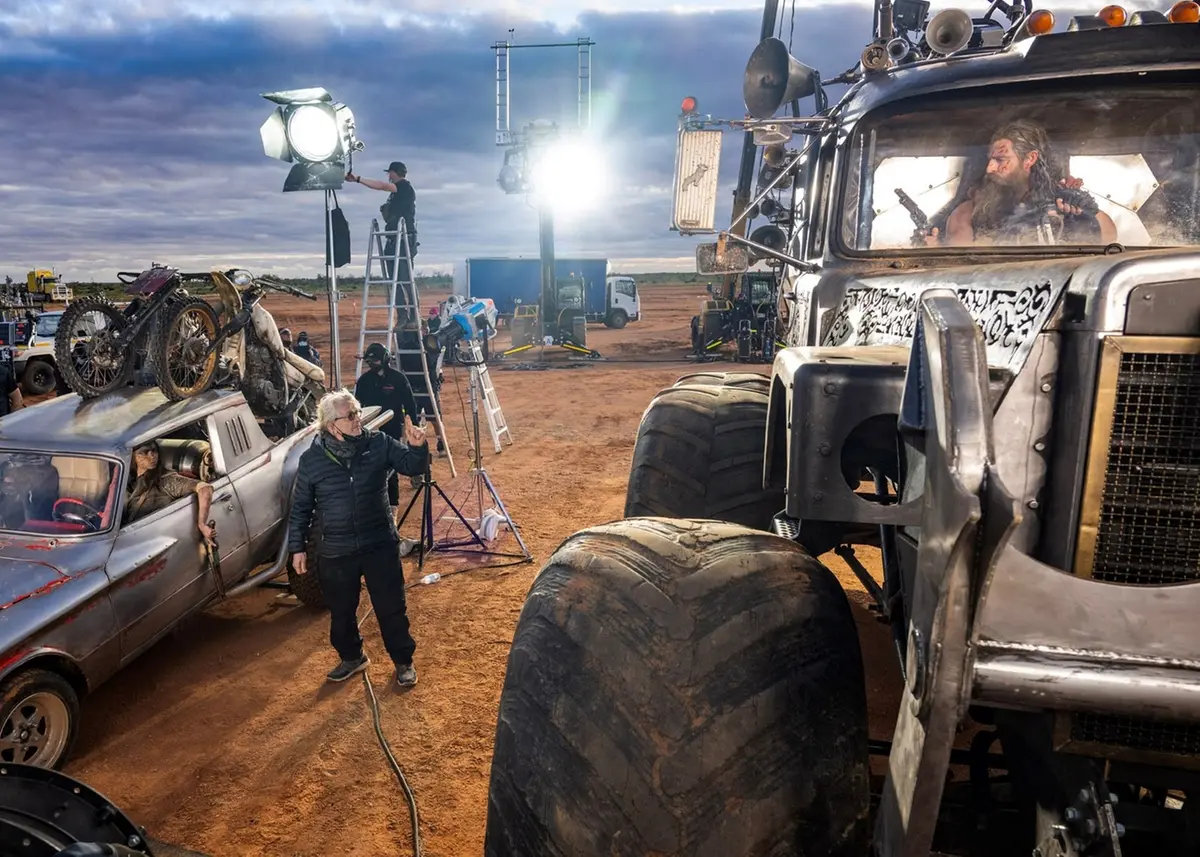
[{"xmin": 821, "ymin": 280, "xmax": 1063, "ymax": 374}]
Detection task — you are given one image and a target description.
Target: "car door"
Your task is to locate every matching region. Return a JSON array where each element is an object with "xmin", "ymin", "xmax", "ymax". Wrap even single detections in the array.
[
  {"xmin": 209, "ymin": 404, "xmax": 284, "ymax": 569},
  {"xmin": 107, "ymin": 447, "xmax": 250, "ymax": 664}
]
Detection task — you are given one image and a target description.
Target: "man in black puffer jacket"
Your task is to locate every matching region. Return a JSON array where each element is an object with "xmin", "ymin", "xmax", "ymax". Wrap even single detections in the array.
[{"xmin": 288, "ymin": 389, "xmax": 429, "ymax": 688}]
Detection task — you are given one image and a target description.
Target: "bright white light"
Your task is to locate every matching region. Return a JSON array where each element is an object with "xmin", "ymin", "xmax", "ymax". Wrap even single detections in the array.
[
  {"xmin": 287, "ymin": 105, "xmax": 339, "ymax": 162},
  {"xmin": 528, "ymin": 139, "xmax": 608, "ymax": 214}
]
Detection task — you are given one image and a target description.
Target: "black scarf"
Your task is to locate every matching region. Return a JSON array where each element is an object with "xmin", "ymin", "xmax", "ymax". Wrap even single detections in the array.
[{"xmin": 322, "ymin": 430, "xmax": 367, "ymax": 463}]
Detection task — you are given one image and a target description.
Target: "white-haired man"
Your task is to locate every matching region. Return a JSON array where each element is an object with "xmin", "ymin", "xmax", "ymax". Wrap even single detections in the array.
[{"xmin": 288, "ymin": 389, "xmax": 429, "ymax": 687}]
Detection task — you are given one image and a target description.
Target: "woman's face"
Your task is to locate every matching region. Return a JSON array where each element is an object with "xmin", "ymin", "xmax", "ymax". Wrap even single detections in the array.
[{"xmin": 134, "ymin": 445, "xmax": 158, "ymax": 473}]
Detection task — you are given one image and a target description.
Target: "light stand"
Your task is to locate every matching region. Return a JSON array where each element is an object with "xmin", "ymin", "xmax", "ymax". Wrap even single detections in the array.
[
  {"xmin": 396, "ymin": 346, "xmax": 531, "ymax": 570},
  {"xmin": 324, "ymin": 188, "xmax": 342, "ymax": 388}
]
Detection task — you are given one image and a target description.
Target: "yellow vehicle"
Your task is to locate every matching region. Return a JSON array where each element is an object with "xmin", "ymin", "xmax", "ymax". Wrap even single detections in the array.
[{"xmin": 26, "ymin": 269, "xmax": 72, "ymax": 303}]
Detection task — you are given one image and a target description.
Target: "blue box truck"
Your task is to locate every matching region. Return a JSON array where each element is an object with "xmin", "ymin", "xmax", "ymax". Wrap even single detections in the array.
[{"xmin": 452, "ymin": 257, "xmax": 641, "ymax": 329}]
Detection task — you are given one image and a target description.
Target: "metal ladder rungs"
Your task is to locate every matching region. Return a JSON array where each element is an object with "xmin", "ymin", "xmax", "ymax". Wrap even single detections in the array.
[{"xmin": 354, "ymin": 215, "xmax": 457, "ymax": 478}]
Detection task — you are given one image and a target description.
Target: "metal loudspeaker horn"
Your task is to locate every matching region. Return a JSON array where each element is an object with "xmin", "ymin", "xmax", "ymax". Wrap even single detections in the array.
[
  {"xmin": 743, "ymin": 37, "xmax": 818, "ymax": 120},
  {"xmin": 749, "ymin": 223, "xmax": 789, "ymax": 261},
  {"xmin": 925, "ymin": 9, "xmax": 974, "ymax": 56}
]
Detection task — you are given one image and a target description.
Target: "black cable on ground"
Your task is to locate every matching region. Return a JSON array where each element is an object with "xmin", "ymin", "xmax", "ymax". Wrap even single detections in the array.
[
  {"xmin": 356, "ymin": 606, "xmax": 422, "ymax": 857},
  {"xmin": 362, "ymin": 668, "xmax": 422, "ymax": 857}
]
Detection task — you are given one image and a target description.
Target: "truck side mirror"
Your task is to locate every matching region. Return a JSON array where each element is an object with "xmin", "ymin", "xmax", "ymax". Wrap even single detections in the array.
[
  {"xmin": 671, "ymin": 128, "xmax": 723, "ymax": 234},
  {"xmin": 696, "ymin": 242, "xmax": 750, "ymax": 275}
]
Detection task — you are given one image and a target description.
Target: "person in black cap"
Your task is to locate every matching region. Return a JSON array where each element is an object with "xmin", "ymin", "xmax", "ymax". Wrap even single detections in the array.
[
  {"xmin": 354, "ymin": 342, "xmax": 419, "ymax": 551},
  {"xmin": 345, "ymin": 161, "xmax": 418, "ymax": 318}
]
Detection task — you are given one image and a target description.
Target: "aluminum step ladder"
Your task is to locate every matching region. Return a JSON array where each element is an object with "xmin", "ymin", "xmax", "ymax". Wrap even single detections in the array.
[
  {"xmin": 355, "ymin": 217, "xmax": 456, "ymax": 478},
  {"xmin": 465, "ymin": 339, "xmax": 513, "ymax": 454}
]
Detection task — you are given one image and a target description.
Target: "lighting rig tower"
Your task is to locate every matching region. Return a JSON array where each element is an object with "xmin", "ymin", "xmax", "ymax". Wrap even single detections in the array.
[
  {"xmin": 491, "ymin": 34, "xmax": 596, "ymax": 355},
  {"xmin": 259, "ymin": 87, "xmax": 365, "ymax": 388}
]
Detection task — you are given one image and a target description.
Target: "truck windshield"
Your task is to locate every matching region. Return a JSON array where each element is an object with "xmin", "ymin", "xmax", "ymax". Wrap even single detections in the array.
[
  {"xmin": 35, "ymin": 315, "xmax": 60, "ymax": 338},
  {"xmin": 0, "ymin": 452, "xmax": 119, "ymax": 536},
  {"xmin": 840, "ymin": 79, "xmax": 1200, "ymax": 254}
]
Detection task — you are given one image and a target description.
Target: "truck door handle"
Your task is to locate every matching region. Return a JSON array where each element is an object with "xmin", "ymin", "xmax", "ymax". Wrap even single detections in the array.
[{"xmin": 216, "ymin": 491, "xmax": 232, "ymax": 502}]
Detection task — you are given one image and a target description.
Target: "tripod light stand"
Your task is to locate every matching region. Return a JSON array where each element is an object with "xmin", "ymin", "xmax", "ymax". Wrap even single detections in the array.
[{"xmin": 396, "ymin": 352, "xmax": 531, "ymax": 571}]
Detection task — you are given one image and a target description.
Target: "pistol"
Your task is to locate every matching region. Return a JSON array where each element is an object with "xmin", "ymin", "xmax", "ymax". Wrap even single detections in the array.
[{"xmin": 895, "ymin": 188, "xmax": 930, "ymax": 233}]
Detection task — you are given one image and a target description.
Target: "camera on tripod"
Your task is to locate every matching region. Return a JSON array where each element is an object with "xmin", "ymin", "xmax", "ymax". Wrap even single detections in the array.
[{"xmin": 423, "ymin": 296, "xmax": 499, "ymax": 364}]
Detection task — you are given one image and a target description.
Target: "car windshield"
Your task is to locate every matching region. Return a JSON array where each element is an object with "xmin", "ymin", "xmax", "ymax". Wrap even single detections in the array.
[
  {"xmin": 34, "ymin": 314, "xmax": 60, "ymax": 338},
  {"xmin": 840, "ymin": 78, "xmax": 1200, "ymax": 253},
  {"xmin": 0, "ymin": 452, "xmax": 119, "ymax": 536}
]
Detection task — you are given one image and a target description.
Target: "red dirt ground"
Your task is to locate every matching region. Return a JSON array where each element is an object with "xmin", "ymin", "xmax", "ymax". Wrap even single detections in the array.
[{"xmin": 61, "ymin": 283, "xmax": 902, "ymax": 856}]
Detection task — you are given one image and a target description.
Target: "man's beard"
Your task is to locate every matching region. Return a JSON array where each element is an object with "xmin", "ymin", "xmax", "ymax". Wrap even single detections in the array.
[{"xmin": 970, "ymin": 177, "xmax": 1022, "ymax": 235}]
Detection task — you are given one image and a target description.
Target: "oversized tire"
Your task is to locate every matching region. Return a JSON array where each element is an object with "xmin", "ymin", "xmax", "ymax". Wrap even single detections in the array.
[
  {"xmin": 625, "ymin": 373, "xmax": 782, "ymax": 529},
  {"xmin": 484, "ymin": 517, "xmax": 871, "ymax": 857},
  {"xmin": 672, "ymin": 370, "xmax": 770, "ymax": 393},
  {"xmin": 286, "ymin": 525, "xmax": 327, "ymax": 609},
  {"xmin": 20, "ymin": 358, "xmax": 57, "ymax": 396},
  {"xmin": 150, "ymin": 296, "xmax": 221, "ymax": 401},
  {"xmin": 0, "ymin": 668, "xmax": 81, "ymax": 769},
  {"xmin": 53, "ymin": 296, "xmax": 135, "ymax": 398}
]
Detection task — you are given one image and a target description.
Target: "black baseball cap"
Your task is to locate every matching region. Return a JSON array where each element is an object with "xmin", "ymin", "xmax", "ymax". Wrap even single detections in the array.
[
  {"xmin": 386, "ymin": 161, "xmax": 407, "ymax": 175},
  {"xmin": 361, "ymin": 342, "xmax": 389, "ymax": 361}
]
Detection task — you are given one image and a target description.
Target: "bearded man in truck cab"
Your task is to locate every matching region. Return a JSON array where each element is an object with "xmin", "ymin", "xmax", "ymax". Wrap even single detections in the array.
[{"xmin": 926, "ymin": 119, "xmax": 1118, "ymax": 247}]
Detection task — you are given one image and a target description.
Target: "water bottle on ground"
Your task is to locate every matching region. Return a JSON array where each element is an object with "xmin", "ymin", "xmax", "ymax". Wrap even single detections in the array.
[{"xmin": 420, "ymin": 572, "xmax": 440, "ymax": 585}]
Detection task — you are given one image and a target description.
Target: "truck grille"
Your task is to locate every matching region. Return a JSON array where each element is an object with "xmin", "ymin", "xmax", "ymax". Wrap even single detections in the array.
[
  {"xmin": 1074, "ymin": 338, "xmax": 1200, "ymax": 585},
  {"xmin": 1071, "ymin": 712, "xmax": 1200, "ymax": 759}
]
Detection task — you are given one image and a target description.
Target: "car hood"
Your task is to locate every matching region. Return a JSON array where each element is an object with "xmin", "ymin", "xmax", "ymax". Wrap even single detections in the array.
[{"xmin": 0, "ymin": 538, "xmax": 110, "ymax": 612}]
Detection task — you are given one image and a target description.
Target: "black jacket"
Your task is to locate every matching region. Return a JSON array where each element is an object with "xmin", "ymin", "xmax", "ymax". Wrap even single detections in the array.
[
  {"xmin": 288, "ymin": 429, "xmax": 428, "ymax": 558},
  {"xmin": 354, "ymin": 367, "xmax": 418, "ymax": 439}
]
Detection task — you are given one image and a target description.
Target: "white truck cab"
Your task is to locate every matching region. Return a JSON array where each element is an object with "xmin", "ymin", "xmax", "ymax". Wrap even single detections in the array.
[{"xmin": 604, "ymin": 275, "xmax": 641, "ymax": 329}]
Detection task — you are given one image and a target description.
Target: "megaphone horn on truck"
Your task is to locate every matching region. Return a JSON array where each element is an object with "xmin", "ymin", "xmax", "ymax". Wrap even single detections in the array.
[{"xmin": 743, "ymin": 37, "xmax": 819, "ymax": 120}]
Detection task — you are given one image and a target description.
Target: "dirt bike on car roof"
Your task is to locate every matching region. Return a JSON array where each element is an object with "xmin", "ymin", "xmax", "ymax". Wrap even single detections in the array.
[{"xmin": 54, "ymin": 265, "xmax": 325, "ymax": 430}]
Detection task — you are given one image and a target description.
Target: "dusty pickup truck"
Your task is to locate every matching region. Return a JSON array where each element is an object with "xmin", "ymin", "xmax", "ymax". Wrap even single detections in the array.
[{"xmin": 0, "ymin": 386, "xmax": 389, "ymax": 769}]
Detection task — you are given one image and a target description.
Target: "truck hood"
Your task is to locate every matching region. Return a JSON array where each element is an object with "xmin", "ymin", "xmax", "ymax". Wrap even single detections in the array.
[{"xmin": 0, "ymin": 538, "xmax": 109, "ymax": 612}]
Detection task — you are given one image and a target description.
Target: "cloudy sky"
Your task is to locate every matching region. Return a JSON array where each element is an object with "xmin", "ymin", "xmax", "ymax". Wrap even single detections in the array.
[
  {"xmin": 0, "ymin": 0, "xmax": 1121, "ymax": 281},
  {"xmin": 0, "ymin": 0, "xmax": 887, "ymax": 281}
]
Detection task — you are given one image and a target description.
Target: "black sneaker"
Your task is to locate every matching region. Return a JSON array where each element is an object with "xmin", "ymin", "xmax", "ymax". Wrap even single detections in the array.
[
  {"xmin": 395, "ymin": 663, "xmax": 418, "ymax": 688},
  {"xmin": 326, "ymin": 654, "xmax": 369, "ymax": 682}
]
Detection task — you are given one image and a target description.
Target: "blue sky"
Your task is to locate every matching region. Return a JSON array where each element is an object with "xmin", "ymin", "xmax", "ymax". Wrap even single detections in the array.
[{"xmin": 0, "ymin": 0, "xmax": 884, "ymax": 280}]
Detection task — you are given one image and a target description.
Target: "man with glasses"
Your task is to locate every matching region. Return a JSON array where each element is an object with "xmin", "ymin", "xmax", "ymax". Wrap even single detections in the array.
[{"xmin": 287, "ymin": 389, "xmax": 429, "ymax": 688}]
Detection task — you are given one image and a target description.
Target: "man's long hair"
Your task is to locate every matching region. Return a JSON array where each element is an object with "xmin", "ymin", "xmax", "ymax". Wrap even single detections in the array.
[
  {"xmin": 970, "ymin": 119, "xmax": 1061, "ymax": 236},
  {"xmin": 994, "ymin": 119, "xmax": 1061, "ymax": 202}
]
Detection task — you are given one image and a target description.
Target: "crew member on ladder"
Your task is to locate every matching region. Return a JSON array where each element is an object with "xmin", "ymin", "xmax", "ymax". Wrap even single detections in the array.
[
  {"xmin": 345, "ymin": 161, "xmax": 418, "ymax": 319},
  {"xmin": 354, "ymin": 342, "xmax": 419, "ymax": 556}
]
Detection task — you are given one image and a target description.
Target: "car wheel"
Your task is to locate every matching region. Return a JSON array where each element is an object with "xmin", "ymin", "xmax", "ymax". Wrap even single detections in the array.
[
  {"xmin": 287, "ymin": 525, "xmax": 327, "ymax": 609},
  {"xmin": 20, "ymin": 359, "xmax": 57, "ymax": 396},
  {"xmin": 0, "ymin": 668, "xmax": 81, "ymax": 769}
]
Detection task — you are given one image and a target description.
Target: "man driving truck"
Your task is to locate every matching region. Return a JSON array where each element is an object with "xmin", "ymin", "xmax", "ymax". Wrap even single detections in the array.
[{"xmin": 926, "ymin": 119, "xmax": 1118, "ymax": 247}]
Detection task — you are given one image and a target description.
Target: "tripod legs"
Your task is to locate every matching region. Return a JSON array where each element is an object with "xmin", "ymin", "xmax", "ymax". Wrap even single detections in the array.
[{"xmin": 395, "ymin": 460, "xmax": 529, "ymax": 570}]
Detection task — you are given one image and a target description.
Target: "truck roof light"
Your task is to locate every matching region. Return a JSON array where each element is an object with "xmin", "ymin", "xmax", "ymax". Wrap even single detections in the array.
[
  {"xmin": 1027, "ymin": 9, "xmax": 1057, "ymax": 33},
  {"xmin": 1168, "ymin": 0, "xmax": 1199, "ymax": 21},
  {"xmin": 1098, "ymin": 4, "xmax": 1127, "ymax": 24}
]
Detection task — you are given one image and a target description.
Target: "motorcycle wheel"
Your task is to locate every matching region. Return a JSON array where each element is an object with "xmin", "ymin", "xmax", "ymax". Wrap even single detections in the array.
[
  {"xmin": 150, "ymin": 296, "xmax": 222, "ymax": 401},
  {"xmin": 53, "ymin": 297, "xmax": 136, "ymax": 399}
]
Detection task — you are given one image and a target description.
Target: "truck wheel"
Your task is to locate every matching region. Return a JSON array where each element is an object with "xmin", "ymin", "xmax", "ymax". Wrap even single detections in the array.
[
  {"xmin": 625, "ymin": 374, "xmax": 782, "ymax": 529},
  {"xmin": 672, "ymin": 370, "xmax": 769, "ymax": 394},
  {"xmin": 0, "ymin": 668, "xmax": 81, "ymax": 769},
  {"xmin": 605, "ymin": 309, "xmax": 628, "ymax": 329},
  {"xmin": 484, "ymin": 518, "xmax": 870, "ymax": 857},
  {"xmin": 20, "ymin": 359, "xmax": 56, "ymax": 396}
]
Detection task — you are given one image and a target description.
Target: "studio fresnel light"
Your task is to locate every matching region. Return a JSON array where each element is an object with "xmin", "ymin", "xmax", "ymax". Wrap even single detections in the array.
[{"xmin": 259, "ymin": 88, "xmax": 363, "ymax": 192}]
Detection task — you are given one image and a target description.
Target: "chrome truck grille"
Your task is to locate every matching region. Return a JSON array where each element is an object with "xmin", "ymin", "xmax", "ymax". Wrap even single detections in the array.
[{"xmin": 1074, "ymin": 337, "xmax": 1200, "ymax": 586}]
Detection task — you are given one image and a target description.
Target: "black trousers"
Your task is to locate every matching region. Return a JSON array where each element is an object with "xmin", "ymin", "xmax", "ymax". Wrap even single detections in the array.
[{"xmin": 319, "ymin": 542, "xmax": 416, "ymax": 666}]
